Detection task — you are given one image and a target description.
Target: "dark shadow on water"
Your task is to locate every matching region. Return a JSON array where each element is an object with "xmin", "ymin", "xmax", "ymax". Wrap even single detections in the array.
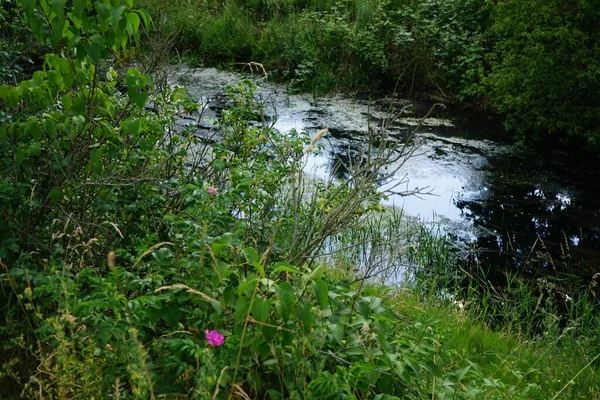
[{"xmin": 456, "ymin": 149, "xmax": 600, "ymax": 283}]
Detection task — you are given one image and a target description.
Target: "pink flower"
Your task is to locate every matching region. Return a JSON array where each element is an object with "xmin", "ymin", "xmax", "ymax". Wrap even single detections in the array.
[
  {"xmin": 207, "ymin": 187, "xmax": 217, "ymax": 196},
  {"xmin": 205, "ymin": 329, "xmax": 224, "ymax": 346}
]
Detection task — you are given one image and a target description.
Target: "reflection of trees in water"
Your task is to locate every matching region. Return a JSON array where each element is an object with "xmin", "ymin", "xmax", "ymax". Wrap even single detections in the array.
[
  {"xmin": 456, "ymin": 154, "xmax": 600, "ymax": 280},
  {"xmin": 327, "ymin": 139, "xmax": 396, "ymax": 188}
]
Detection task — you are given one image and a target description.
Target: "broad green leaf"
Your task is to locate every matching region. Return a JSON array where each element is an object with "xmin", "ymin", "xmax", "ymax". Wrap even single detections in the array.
[
  {"xmin": 111, "ymin": 4, "xmax": 125, "ymax": 29},
  {"xmin": 275, "ymin": 281, "xmax": 295, "ymax": 321},
  {"xmin": 94, "ymin": 2, "xmax": 111, "ymax": 32},
  {"xmin": 405, "ymin": 358, "xmax": 420, "ymax": 374},
  {"xmin": 311, "ymin": 280, "xmax": 328, "ymax": 309},
  {"xmin": 51, "ymin": 0, "xmax": 67, "ymax": 19},
  {"xmin": 39, "ymin": 0, "xmax": 49, "ymax": 15},
  {"xmin": 138, "ymin": 8, "xmax": 150, "ymax": 29},
  {"xmin": 25, "ymin": 117, "xmax": 41, "ymax": 140},
  {"xmin": 126, "ymin": 12, "xmax": 140, "ymax": 36},
  {"xmin": 308, "ymin": 265, "xmax": 323, "ymax": 281},
  {"xmin": 49, "ymin": 188, "xmax": 61, "ymax": 204},
  {"xmin": 13, "ymin": 151, "xmax": 26, "ymax": 169},
  {"xmin": 128, "ymin": 87, "xmax": 148, "ymax": 109},
  {"xmin": 61, "ymin": 94, "xmax": 72, "ymax": 111},
  {"xmin": 73, "ymin": 0, "xmax": 87, "ymax": 19},
  {"xmin": 139, "ymin": 138, "xmax": 153, "ymax": 150},
  {"xmin": 21, "ymin": 0, "xmax": 35, "ymax": 21},
  {"xmin": 28, "ymin": 142, "xmax": 41, "ymax": 157},
  {"xmin": 242, "ymin": 247, "xmax": 264, "ymax": 278},
  {"xmin": 237, "ymin": 276, "xmax": 258, "ymax": 296},
  {"xmin": 296, "ymin": 303, "xmax": 316, "ymax": 333},
  {"xmin": 235, "ymin": 296, "xmax": 251, "ymax": 322},
  {"xmin": 121, "ymin": 118, "xmax": 141, "ymax": 136},
  {"xmin": 50, "ymin": 17, "xmax": 65, "ymax": 46},
  {"xmin": 344, "ymin": 346, "xmax": 365, "ymax": 356},
  {"xmin": 211, "ymin": 235, "xmax": 232, "ymax": 255},
  {"xmin": 85, "ymin": 35, "xmax": 105, "ymax": 62},
  {"xmin": 455, "ymin": 365, "xmax": 471, "ymax": 382},
  {"xmin": 262, "ymin": 322, "xmax": 277, "ymax": 341},
  {"xmin": 90, "ymin": 148, "xmax": 102, "ymax": 174},
  {"xmin": 251, "ymin": 297, "xmax": 270, "ymax": 323},
  {"xmin": 271, "ymin": 262, "xmax": 301, "ymax": 276}
]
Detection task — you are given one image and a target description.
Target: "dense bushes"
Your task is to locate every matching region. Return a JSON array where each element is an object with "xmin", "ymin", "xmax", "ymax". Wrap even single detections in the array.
[
  {"xmin": 1, "ymin": 1, "xmax": 599, "ymax": 398},
  {"xmin": 142, "ymin": 0, "xmax": 600, "ymax": 149},
  {"xmin": 0, "ymin": 1, "xmax": 501, "ymax": 397},
  {"xmin": 485, "ymin": 0, "xmax": 600, "ymax": 147},
  {"xmin": 142, "ymin": 0, "xmax": 489, "ymax": 95},
  {"xmin": 0, "ymin": 0, "xmax": 46, "ymax": 84}
]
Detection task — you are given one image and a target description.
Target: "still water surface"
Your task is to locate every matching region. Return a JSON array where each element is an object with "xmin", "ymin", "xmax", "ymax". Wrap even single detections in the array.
[{"xmin": 177, "ymin": 68, "xmax": 600, "ymax": 281}]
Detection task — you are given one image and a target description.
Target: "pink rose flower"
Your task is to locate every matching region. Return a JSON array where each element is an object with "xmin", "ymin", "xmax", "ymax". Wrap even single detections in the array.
[
  {"xmin": 205, "ymin": 329, "xmax": 224, "ymax": 346},
  {"xmin": 207, "ymin": 187, "xmax": 217, "ymax": 196}
]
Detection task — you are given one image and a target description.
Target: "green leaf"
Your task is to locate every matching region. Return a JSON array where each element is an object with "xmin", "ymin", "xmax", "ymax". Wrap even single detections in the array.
[
  {"xmin": 271, "ymin": 262, "xmax": 301, "ymax": 276},
  {"xmin": 21, "ymin": 0, "xmax": 35, "ymax": 21},
  {"xmin": 252, "ymin": 297, "xmax": 270, "ymax": 323},
  {"xmin": 42, "ymin": 117, "xmax": 56, "ymax": 137},
  {"xmin": 121, "ymin": 118, "xmax": 141, "ymax": 136},
  {"xmin": 49, "ymin": 188, "xmax": 61, "ymax": 204},
  {"xmin": 62, "ymin": 94, "xmax": 72, "ymax": 111},
  {"xmin": 128, "ymin": 86, "xmax": 148, "ymax": 109},
  {"xmin": 85, "ymin": 35, "xmax": 105, "ymax": 62},
  {"xmin": 237, "ymin": 276, "xmax": 258, "ymax": 296},
  {"xmin": 16, "ymin": 148, "xmax": 26, "ymax": 164},
  {"xmin": 405, "ymin": 358, "xmax": 420, "ymax": 374},
  {"xmin": 275, "ymin": 281, "xmax": 295, "ymax": 322},
  {"xmin": 138, "ymin": 8, "xmax": 150, "ymax": 29},
  {"xmin": 235, "ymin": 296, "xmax": 251, "ymax": 323},
  {"xmin": 126, "ymin": 11, "xmax": 140, "ymax": 36},
  {"xmin": 455, "ymin": 365, "xmax": 471, "ymax": 382},
  {"xmin": 242, "ymin": 247, "xmax": 264, "ymax": 278},
  {"xmin": 94, "ymin": 2, "xmax": 111, "ymax": 32},
  {"xmin": 308, "ymin": 265, "xmax": 323, "ymax": 282},
  {"xmin": 111, "ymin": 4, "xmax": 125, "ymax": 29},
  {"xmin": 344, "ymin": 346, "xmax": 365, "ymax": 356},
  {"xmin": 24, "ymin": 117, "xmax": 41, "ymax": 140},
  {"xmin": 28, "ymin": 142, "xmax": 41, "ymax": 157},
  {"xmin": 90, "ymin": 148, "xmax": 102, "ymax": 174},
  {"xmin": 163, "ymin": 303, "xmax": 183, "ymax": 327},
  {"xmin": 211, "ymin": 235, "xmax": 232, "ymax": 255},
  {"xmin": 51, "ymin": 0, "xmax": 67, "ymax": 20},
  {"xmin": 50, "ymin": 17, "xmax": 65, "ymax": 46},
  {"xmin": 73, "ymin": 0, "xmax": 87, "ymax": 20},
  {"xmin": 311, "ymin": 280, "xmax": 329, "ymax": 309},
  {"xmin": 296, "ymin": 303, "xmax": 316, "ymax": 333}
]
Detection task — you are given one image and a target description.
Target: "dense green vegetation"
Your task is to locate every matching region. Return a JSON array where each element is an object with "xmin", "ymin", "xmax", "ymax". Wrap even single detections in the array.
[
  {"xmin": 1, "ymin": 0, "xmax": 599, "ymax": 398},
  {"xmin": 141, "ymin": 0, "xmax": 600, "ymax": 149}
]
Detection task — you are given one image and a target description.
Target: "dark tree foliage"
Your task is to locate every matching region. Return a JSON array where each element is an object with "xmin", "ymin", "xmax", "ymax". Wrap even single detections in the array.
[
  {"xmin": 0, "ymin": 0, "xmax": 48, "ymax": 84},
  {"xmin": 485, "ymin": 0, "xmax": 600, "ymax": 148}
]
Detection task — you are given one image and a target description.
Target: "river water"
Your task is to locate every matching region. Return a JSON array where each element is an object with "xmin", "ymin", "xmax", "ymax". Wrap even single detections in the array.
[{"xmin": 175, "ymin": 68, "xmax": 600, "ymax": 283}]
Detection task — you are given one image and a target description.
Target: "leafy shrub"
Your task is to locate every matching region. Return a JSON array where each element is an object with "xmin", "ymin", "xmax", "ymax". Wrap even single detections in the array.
[
  {"xmin": 1, "ymin": 1, "xmax": 589, "ymax": 398},
  {"xmin": 484, "ymin": 0, "xmax": 600, "ymax": 147}
]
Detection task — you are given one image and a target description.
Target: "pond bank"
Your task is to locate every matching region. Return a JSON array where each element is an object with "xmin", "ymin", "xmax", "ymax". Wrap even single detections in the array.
[{"xmin": 174, "ymin": 67, "xmax": 600, "ymax": 285}]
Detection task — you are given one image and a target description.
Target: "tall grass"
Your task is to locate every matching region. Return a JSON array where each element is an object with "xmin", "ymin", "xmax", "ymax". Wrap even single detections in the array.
[{"xmin": 319, "ymin": 212, "xmax": 600, "ymax": 399}]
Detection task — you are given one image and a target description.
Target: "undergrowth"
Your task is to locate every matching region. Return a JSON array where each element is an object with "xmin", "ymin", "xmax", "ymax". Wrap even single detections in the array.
[
  {"xmin": 140, "ymin": 0, "xmax": 600, "ymax": 148},
  {"xmin": 0, "ymin": 1, "xmax": 599, "ymax": 399}
]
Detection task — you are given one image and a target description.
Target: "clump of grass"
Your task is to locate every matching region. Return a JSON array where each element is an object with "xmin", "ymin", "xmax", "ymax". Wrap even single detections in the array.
[
  {"xmin": 324, "ymin": 208, "xmax": 600, "ymax": 399},
  {"xmin": 387, "ymin": 290, "xmax": 600, "ymax": 399}
]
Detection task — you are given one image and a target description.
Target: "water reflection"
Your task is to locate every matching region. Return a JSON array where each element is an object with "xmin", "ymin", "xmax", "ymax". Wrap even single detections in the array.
[
  {"xmin": 177, "ymin": 68, "xmax": 600, "ymax": 282},
  {"xmin": 456, "ymin": 151, "xmax": 600, "ymax": 279}
]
